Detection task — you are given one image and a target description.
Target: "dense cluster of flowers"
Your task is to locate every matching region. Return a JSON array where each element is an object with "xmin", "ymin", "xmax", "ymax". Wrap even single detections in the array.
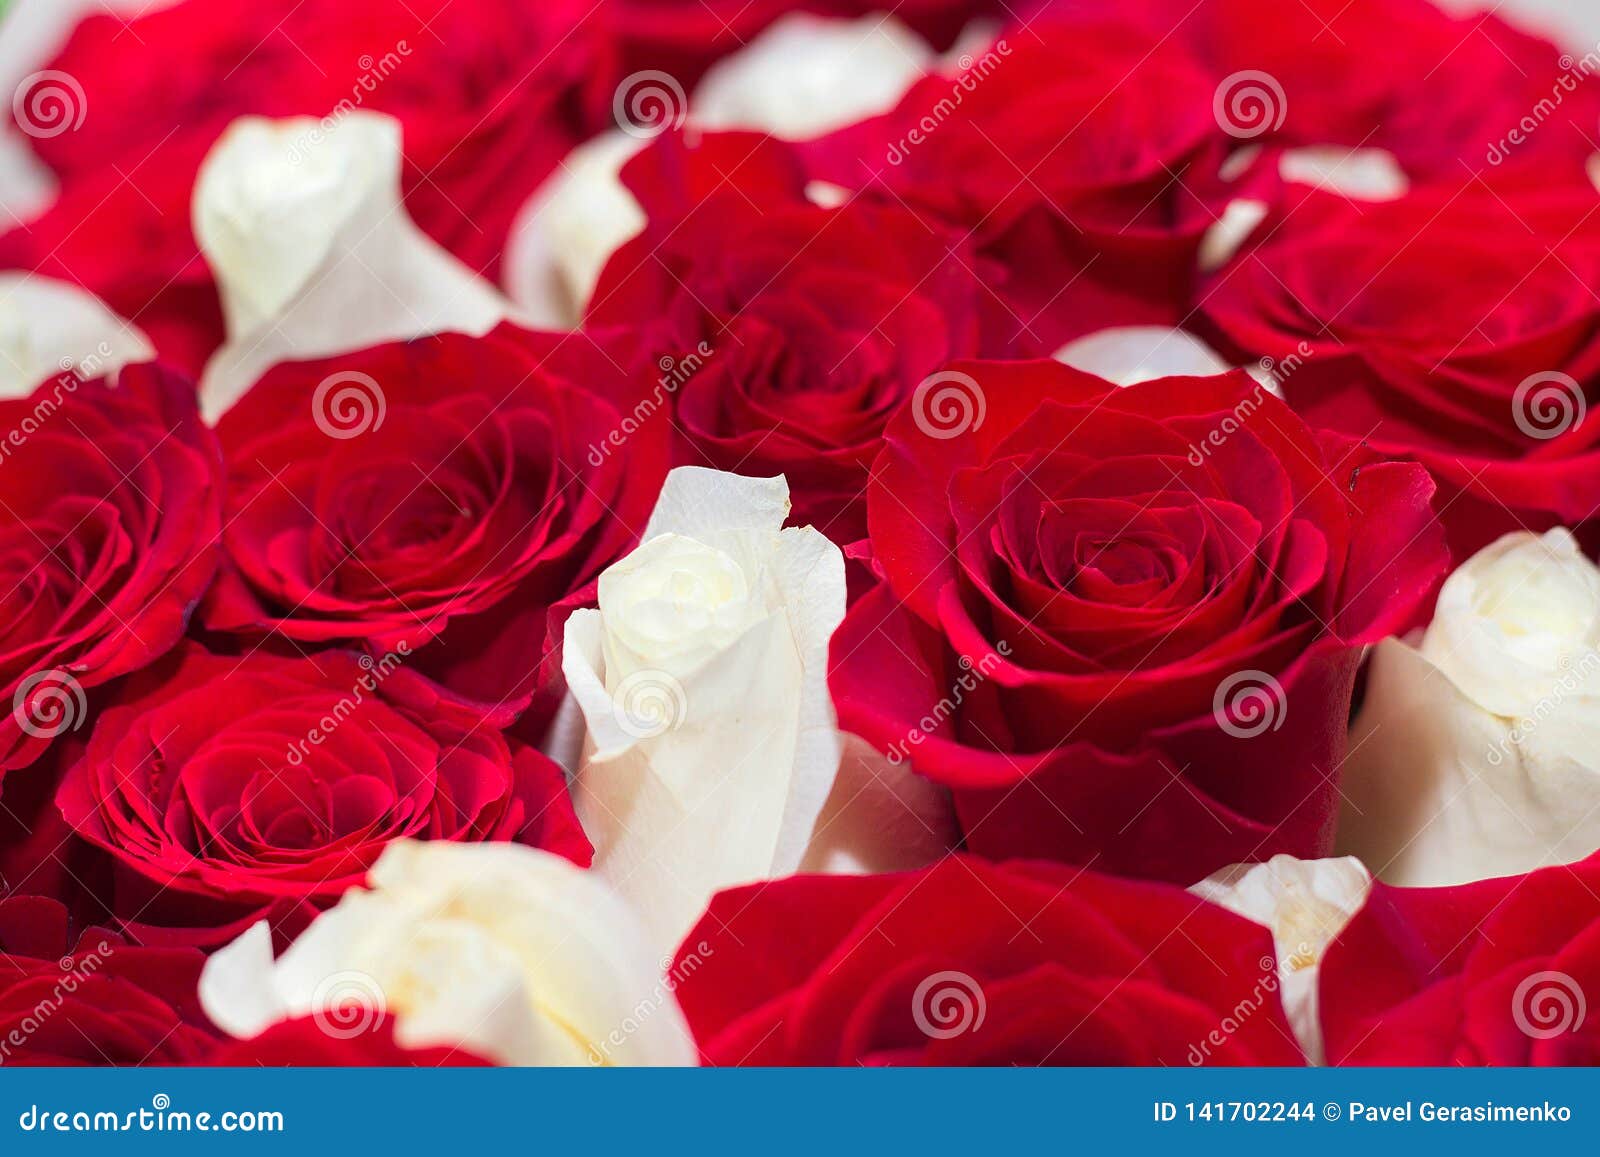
[{"xmin": 0, "ymin": 0, "xmax": 1598, "ymax": 1067}]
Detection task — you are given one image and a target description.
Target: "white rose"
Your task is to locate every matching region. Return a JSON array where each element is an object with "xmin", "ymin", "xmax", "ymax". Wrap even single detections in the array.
[
  {"xmin": 0, "ymin": 274, "xmax": 151, "ymax": 395},
  {"xmin": 194, "ymin": 111, "xmax": 508, "ymax": 421},
  {"xmin": 562, "ymin": 467, "xmax": 850, "ymax": 951},
  {"xmin": 1191, "ymin": 854, "xmax": 1372, "ymax": 1064},
  {"xmin": 502, "ymin": 131, "xmax": 646, "ymax": 329},
  {"xmin": 1338, "ymin": 528, "xmax": 1600, "ymax": 885},
  {"xmin": 199, "ymin": 840, "xmax": 696, "ymax": 1066},
  {"xmin": 691, "ymin": 13, "xmax": 932, "ymax": 140}
]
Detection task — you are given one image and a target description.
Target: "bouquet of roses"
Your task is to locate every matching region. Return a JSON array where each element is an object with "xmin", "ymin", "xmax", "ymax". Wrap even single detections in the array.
[{"xmin": 0, "ymin": 0, "xmax": 1597, "ymax": 1067}]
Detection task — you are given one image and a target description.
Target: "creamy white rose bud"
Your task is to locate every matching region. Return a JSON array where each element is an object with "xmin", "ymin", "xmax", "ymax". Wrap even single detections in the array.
[
  {"xmin": 691, "ymin": 13, "xmax": 933, "ymax": 140},
  {"xmin": 1191, "ymin": 855, "xmax": 1372, "ymax": 1065},
  {"xmin": 194, "ymin": 111, "xmax": 508, "ymax": 421},
  {"xmin": 563, "ymin": 467, "xmax": 848, "ymax": 951},
  {"xmin": 199, "ymin": 840, "xmax": 696, "ymax": 1066},
  {"xmin": 503, "ymin": 131, "xmax": 646, "ymax": 329},
  {"xmin": 0, "ymin": 274, "xmax": 152, "ymax": 395},
  {"xmin": 1339, "ymin": 528, "xmax": 1600, "ymax": 885}
]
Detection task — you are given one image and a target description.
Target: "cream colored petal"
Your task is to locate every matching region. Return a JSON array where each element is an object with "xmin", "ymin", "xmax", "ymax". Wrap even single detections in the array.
[
  {"xmin": 0, "ymin": 273, "xmax": 152, "ymax": 395},
  {"xmin": 799, "ymin": 733, "xmax": 959, "ymax": 873},
  {"xmin": 1053, "ymin": 326, "xmax": 1233, "ymax": 386},
  {"xmin": 1279, "ymin": 146, "xmax": 1407, "ymax": 202},
  {"xmin": 1191, "ymin": 855, "xmax": 1371, "ymax": 1064},
  {"xmin": 691, "ymin": 13, "xmax": 932, "ymax": 140},
  {"xmin": 195, "ymin": 112, "xmax": 508, "ymax": 422},
  {"xmin": 1338, "ymin": 637, "xmax": 1600, "ymax": 885},
  {"xmin": 502, "ymin": 130, "xmax": 646, "ymax": 329}
]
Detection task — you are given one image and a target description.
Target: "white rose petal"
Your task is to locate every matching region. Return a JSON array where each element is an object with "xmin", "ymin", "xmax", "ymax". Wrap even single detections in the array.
[
  {"xmin": 195, "ymin": 111, "xmax": 508, "ymax": 422},
  {"xmin": 200, "ymin": 840, "xmax": 696, "ymax": 1066},
  {"xmin": 1053, "ymin": 326, "xmax": 1282, "ymax": 396},
  {"xmin": 0, "ymin": 274, "xmax": 151, "ymax": 395},
  {"xmin": 1054, "ymin": 327, "xmax": 1234, "ymax": 386},
  {"xmin": 1338, "ymin": 528, "xmax": 1600, "ymax": 885},
  {"xmin": 798, "ymin": 733, "xmax": 960, "ymax": 874},
  {"xmin": 563, "ymin": 467, "xmax": 849, "ymax": 951},
  {"xmin": 690, "ymin": 13, "xmax": 933, "ymax": 140},
  {"xmin": 1191, "ymin": 854, "xmax": 1372, "ymax": 1064},
  {"xmin": 1198, "ymin": 198, "xmax": 1268, "ymax": 272},
  {"xmin": 503, "ymin": 131, "xmax": 646, "ymax": 329},
  {"xmin": 1278, "ymin": 146, "xmax": 1408, "ymax": 202}
]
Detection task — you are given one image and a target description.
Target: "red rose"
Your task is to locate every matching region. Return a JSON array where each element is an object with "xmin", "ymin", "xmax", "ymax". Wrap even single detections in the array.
[
  {"xmin": 810, "ymin": 15, "xmax": 1239, "ymax": 351},
  {"xmin": 0, "ymin": 895, "xmax": 217, "ymax": 1065},
  {"xmin": 0, "ymin": 363, "xmax": 220, "ymax": 780},
  {"xmin": 203, "ymin": 328, "xmax": 664, "ymax": 725},
  {"xmin": 202, "ymin": 1016, "xmax": 491, "ymax": 1066},
  {"xmin": 1168, "ymin": 0, "xmax": 1599, "ymax": 180},
  {"xmin": 54, "ymin": 642, "xmax": 589, "ymax": 948},
  {"xmin": 831, "ymin": 362, "xmax": 1447, "ymax": 880},
  {"xmin": 1320, "ymin": 858, "xmax": 1600, "ymax": 1065},
  {"xmin": 586, "ymin": 133, "xmax": 987, "ymax": 542},
  {"xmin": 1032, "ymin": 0, "xmax": 1599, "ymax": 184},
  {"xmin": 4, "ymin": 0, "xmax": 597, "ymax": 373},
  {"xmin": 672, "ymin": 856, "xmax": 1303, "ymax": 1065},
  {"xmin": 1199, "ymin": 187, "xmax": 1600, "ymax": 556}
]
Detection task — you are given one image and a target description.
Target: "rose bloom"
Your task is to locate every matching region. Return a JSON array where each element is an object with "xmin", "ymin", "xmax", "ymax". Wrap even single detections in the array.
[
  {"xmin": 585, "ymin": 133, "xmax": 987, "ymax": 542},
  {"xmin": 1321, "ymin": 855, "xmax": 1600, "ymax": 1065},
  {"xmin": 1092, "ymin": 0, "xmax": 1600, "ymax": 182},
  {"xmin": 3, "ymin": 0, "xmax": 596, "ymax": 373},
  {"xmin": 1341, "ymin": 529, "xmax": 1600, "ymax": 886},
  {"xmin": 0, "ymin": 364, "xmax": 220, "ymax": 779},
  {"xmin": 811, "ymin": 15, "xmax": 1240, "ymax": 351},
  {"xmin": 201, "ymin": 841, "xmax": 696, "ymax": 1066},
  {"xmin": 564, "ymin": 468, "xmax": 847, "ymax": 951},
  {"xmin": 203, "ymin": 328, "xmax": 665, "ymax": 725},
  {"xmin": 0, "ymin": 895, "xmax": 217, "ymax": 1065},
  {"xmin": 55, "ymin": 643, "xmax": 589, "ymax": 948},
  {"xmin": 832, "ymin": 361, "xmax": 1447, "ymax": 880},
  {"xmin": 1200, "ymin": 188, "xmax": 1600, "ymax": 556},
  {"xmin": 672, "ymin": 856, "xmax": 1304, "ymax": 1065}
]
